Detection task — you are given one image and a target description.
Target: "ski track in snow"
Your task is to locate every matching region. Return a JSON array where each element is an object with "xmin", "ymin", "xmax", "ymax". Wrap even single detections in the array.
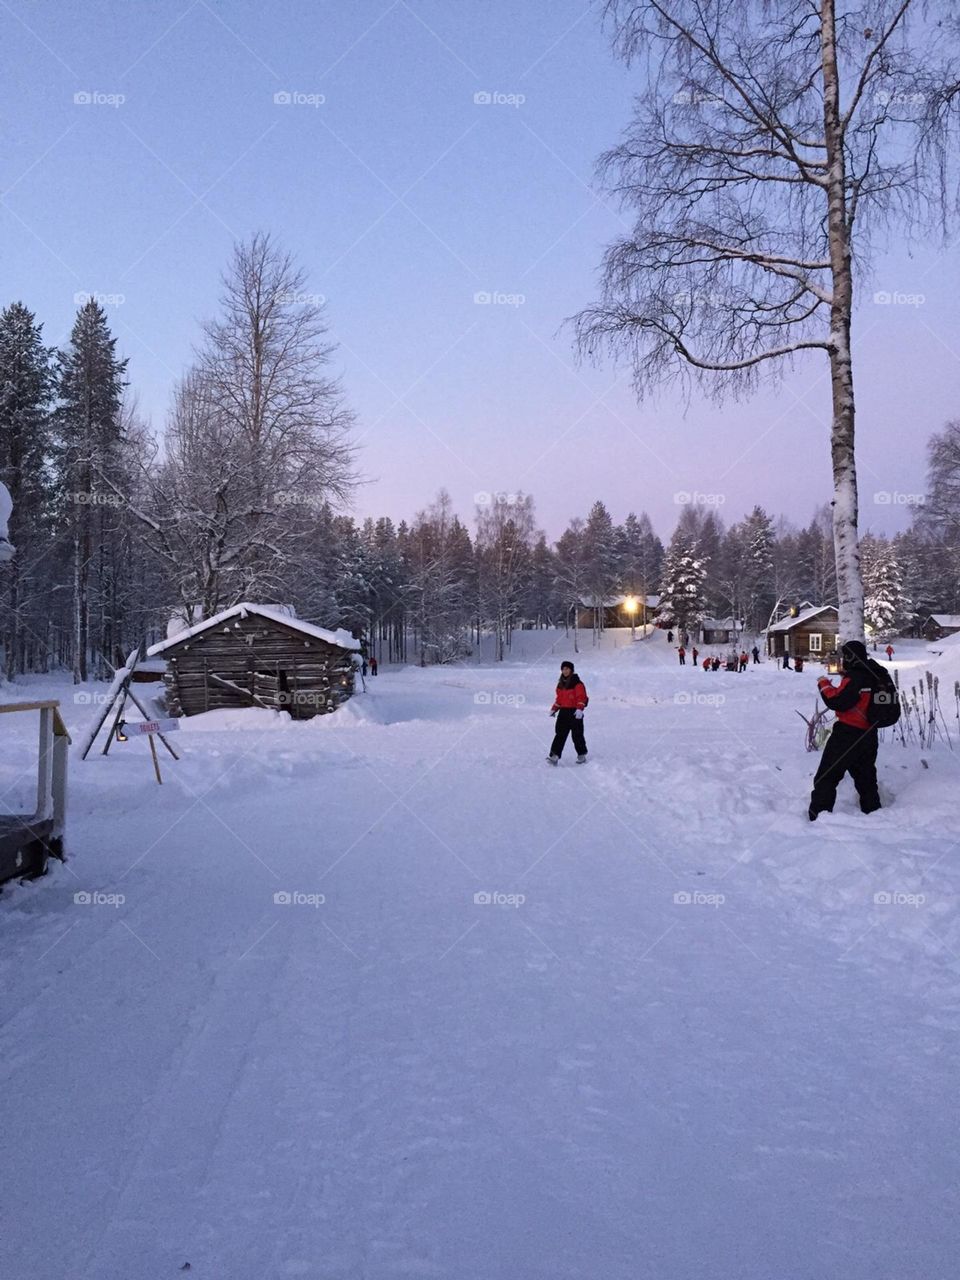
[{"xmin": 2, "ymin": 630, "xmax": 959, "ymax": 1280}]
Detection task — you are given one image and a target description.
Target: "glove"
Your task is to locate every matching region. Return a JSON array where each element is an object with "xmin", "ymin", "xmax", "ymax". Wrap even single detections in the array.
[
  {"xmin": 574, "ymin": 709, "xmax": 584, "ymax": 720},
  {"xmin": 549, "ymin": 707, "xmax": 557, "ymax": 717}
]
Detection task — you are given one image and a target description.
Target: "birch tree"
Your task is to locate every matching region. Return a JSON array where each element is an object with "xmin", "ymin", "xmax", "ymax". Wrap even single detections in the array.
[{"xmin": 576, "ymin": 0, "xmax": 960, "ymax": 639}]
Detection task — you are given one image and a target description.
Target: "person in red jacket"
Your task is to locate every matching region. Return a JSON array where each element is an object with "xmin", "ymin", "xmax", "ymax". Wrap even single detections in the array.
[
  {"xmin": 809, "ymin": 640, "xmax": 882, "ymax": 820},
  {"xmin": 678, "ymin": 645, "xmax": 686, "ymax": 665},
  {"xmin": 885, "ymin": 643, "xmax": 895, "ymax": 661},
  {"xmin": 547, "ymin": 661, "xmax": 588, "ymax": 764}
]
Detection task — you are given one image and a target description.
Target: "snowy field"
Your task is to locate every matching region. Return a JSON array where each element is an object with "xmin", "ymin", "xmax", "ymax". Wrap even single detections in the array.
[{"xmin": 2, "ymin": 628, "xmax": 960, "ymax": 1280}]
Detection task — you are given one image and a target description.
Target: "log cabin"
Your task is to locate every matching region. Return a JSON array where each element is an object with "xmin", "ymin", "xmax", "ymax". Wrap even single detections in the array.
[{"xmin": 148, "ymin": 603, "xmax": 361, "ymax": 720}]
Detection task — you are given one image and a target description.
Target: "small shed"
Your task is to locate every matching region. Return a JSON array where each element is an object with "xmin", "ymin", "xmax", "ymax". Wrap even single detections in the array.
[
  {"xmin": 766, "ymin": 605, "xmax": 840, "ymax": 661},
  {"xmin": 699, "ymin": 616, "xmax": 744, "ymax": 645},
  {"xmin": 921, "ymin": 614, "xmax": 960, "ymax": 642},
  {"xmin": 148, "ymin": 603, "xmax": 361, "ymax": 720}
]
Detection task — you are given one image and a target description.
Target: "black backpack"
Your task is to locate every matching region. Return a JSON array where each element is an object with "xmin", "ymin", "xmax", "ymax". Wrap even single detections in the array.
[{"xmin": 864, "ymin": 659, "xmax": 901, "ymax": 728}]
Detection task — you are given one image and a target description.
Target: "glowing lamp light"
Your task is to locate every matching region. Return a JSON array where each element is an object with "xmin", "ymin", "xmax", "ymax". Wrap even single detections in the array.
[
  {"xmin": 826, "ymin": 650, "xmax": 841, "ymax": 675},
  {"xmin": 624, "ymin": 596, "xmax": 638, "ymax": 615},
  {"xmin": 115, "ymin": 720, "xmax": 128, "ymax": 742}
]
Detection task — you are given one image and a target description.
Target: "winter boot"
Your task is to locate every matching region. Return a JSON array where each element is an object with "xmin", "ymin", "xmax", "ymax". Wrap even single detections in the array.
[
  {"xmin": 577, "ymin": 754, "xmax": 588, "ymax": 764},
  {"xmin": 546, "ymin": 754, "xmax": 560, "ymax": 766}
]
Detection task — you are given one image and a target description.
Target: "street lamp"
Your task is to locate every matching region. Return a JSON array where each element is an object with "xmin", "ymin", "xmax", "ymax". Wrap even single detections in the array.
[{"xmin": 624, "ymin": 595, "xmax": 638, "ymax": 641}]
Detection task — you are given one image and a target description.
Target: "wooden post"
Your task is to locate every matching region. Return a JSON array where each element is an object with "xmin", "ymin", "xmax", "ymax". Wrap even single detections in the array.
[
  {"xmin": 148, "ymin": 732, "xmax": 163, "ymax": 784},
  {"xmin": 36, "ymin": 706, "xmax": 55, "ymax": 820}
]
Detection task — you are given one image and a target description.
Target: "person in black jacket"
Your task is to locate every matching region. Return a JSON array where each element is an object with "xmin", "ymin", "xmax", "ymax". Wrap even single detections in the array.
[{"xmin": 809, "ymin": 640, "xmax": 882, "ymax": 820}]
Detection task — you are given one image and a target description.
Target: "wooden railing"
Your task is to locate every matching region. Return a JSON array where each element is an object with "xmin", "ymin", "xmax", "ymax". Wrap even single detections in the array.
[{"xmin": 0, "ymin": 701, "xmax": 70, "ymax": 881}]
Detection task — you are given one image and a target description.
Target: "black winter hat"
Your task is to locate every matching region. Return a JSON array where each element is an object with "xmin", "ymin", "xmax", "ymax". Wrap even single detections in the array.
[
  {"xmin": 560, "ymin": 660, "xmax": 575, "ymax": 672},
  {"xmin": 841, "ymin": 640, "xmax": 869, "ymax": 666}
]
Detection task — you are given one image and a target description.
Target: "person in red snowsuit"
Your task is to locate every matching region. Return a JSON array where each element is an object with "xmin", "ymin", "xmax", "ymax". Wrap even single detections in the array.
[
  {"xmin": 809, "ymin": 640, "xmax": 882, "ymax": 819},
  {"xmin": 885, "ymin": 644, "xmax": 895, "ymax": 661},
  {"xmin": 678, "ymin": 645, "xmax": 686, "ymax": 665},
  {"xmin": 547, "ymin": 662, "xmax": 588, "ymax": 764}
]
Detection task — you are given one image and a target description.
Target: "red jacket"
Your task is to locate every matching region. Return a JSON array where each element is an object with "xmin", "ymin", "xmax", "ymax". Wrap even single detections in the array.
[
  {"xmin": 818, "ymin": 674, "xmax": 872, "ymax": 730},
  {"xmin": 552, "ymin": 679, "xmax": 588, "ymax": 711}
]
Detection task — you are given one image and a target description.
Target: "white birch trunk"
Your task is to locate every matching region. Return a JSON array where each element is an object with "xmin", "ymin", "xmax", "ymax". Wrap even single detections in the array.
[{"xmin": 821, "ymin": 0, "xmax": 865, "ymax": 640}]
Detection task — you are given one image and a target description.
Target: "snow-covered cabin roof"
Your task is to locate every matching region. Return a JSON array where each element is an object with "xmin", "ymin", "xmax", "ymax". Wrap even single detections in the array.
[
  {"xmin": 926, "ymin": 614, "xmax": 960, "ymax": 629},
  {"xmin": 148, "ymin": 602, "xmax": 361, "ymax": 656},
  {"xmin": 767, "ymin": 605, "xmax": 838, "ymax": 634},
  {"xmin": 165, "ymin": 601, "xmax": 298, "ymax": 641}
]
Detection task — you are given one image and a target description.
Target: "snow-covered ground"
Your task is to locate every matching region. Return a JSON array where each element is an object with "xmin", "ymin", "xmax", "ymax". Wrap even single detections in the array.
[{"xmin": 2, "ymin": 629, "xmax": 959, "ymax": 1280}]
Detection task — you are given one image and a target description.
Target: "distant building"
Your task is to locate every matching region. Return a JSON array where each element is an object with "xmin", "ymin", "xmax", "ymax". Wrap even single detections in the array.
[
  {"xmin": 575, "ymin": 594, "xmax": 660, "ymax": 629},
  {"xmin": 766, "ymin": 605, "xmax": 840, "ymax": 661},
  {"xmin": 921, "ymin": 614, "xmax": 960, "ymax": 642},
  {"xmin": 698, "ymin": 616, "xmax": 744, "ymax": 645}
]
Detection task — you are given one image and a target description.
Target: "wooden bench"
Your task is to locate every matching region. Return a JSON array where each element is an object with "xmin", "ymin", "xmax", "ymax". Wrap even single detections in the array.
[{"xmin": 0, "ymin": 701, "xmax": 70, "ymax": 884}]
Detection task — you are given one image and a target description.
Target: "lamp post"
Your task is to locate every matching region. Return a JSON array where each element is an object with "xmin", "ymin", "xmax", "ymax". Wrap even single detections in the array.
[{"xmin": 624, "ymin": 595, "xmax": 638, "ymax": 641}]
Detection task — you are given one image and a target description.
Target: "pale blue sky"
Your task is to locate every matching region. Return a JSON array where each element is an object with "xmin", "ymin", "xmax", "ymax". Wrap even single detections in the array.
[{"xmin": 2, "ymin": 0, "xmax": 956, "ymax": 539}]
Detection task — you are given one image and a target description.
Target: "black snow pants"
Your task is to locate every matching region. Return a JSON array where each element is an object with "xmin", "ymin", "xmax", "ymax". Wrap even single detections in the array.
[
  {"xmin": 550, "ymin": 708, "xmax": 587, "ymax": 759},
  {"xmin": 810, "ymin": 723, "xmax": 881, "ymax": 815}
]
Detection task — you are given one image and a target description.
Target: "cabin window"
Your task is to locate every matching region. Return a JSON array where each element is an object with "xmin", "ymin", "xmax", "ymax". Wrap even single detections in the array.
[{"xmin": 809, "ymin": 633, "xmax": 822, "ymax": 652}]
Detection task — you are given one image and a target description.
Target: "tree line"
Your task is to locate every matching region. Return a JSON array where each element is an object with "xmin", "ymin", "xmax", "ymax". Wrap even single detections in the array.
[{"xmin": 1, "ymin": 229, "xmax": 956, "ymax": 676}]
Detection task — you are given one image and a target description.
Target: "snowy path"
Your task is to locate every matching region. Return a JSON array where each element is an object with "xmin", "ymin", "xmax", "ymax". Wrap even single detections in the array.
[{"xmin": 2, "ymin": 636, "xmax": 960, "ymax": 1279}]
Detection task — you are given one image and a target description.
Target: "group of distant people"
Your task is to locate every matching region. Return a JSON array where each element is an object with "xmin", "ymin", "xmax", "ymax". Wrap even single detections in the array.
[{"xmin": 676, "ymin": 643, "xmax": 761, "ymax": 671}]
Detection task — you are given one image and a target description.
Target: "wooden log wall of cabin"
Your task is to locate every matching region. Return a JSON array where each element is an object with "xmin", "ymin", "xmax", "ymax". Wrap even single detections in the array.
[{"xmin": 158, "ymin": 624, "xmax": 357, "ymax": 718}]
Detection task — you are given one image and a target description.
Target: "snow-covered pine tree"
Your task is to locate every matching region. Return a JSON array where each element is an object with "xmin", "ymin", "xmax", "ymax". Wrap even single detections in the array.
[
  {"xmin": 55, "ymin": 300, "xmax": 128, "ymax": 682},
  {"xmin": 657, "ymin": 535, "xmax": 706, "ymax": 636},
  {"xmin": 0, "ymin": 302, "xmax": 56, "ymax": 678},
  {"xmin": 861, "ymin": 534, "xmax": 907, "ymax": 640},
  {"xmin": 617, "ymin": 511, "xmax": 664, "ymax": 630},
  {"xmin": 582, "ymin": 500, "xmax": 620, "ymax": 637}
]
